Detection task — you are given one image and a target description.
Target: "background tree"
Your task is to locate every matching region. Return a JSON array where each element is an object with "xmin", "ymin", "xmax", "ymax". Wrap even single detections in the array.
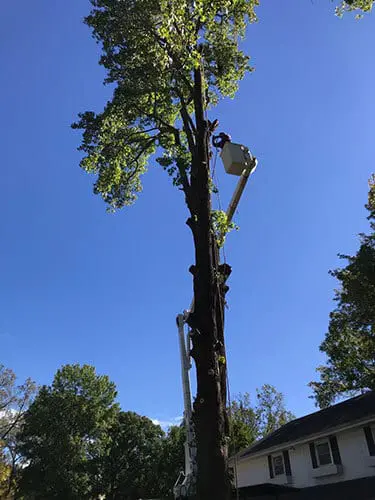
[
  {"xmin": 228, "ymin": 385, "xmax": 294, "ymax": 455},
  {"xmin": 0, "ymin": 365, "xmax": 36, "ymax": 497},
  {"xmin": 103, "ymin": 411, "xmax": 164, "ymax": 500},
  {"xmin": 158, "ymin": 425, "xmax": 186, "ymax": 499},
  {"xmin": 310, "ymin": 176, "xmax": 375, "ymax": 408},
  {"xmin": 73, "ymin": 1, "xmax": 258, "ymax": 498},
  {"xmin": 0, "ymin": 365, "xmax": 36, "ymax": 441},
  {"xmin": 154, "ymin": 387, "xmax": 294, "ymax": 493},
  {"xmin": 0, "ymin": 443, "xmax": 12, "ymax": 498},
  {"xmin": 18, "ymin": 364, "xmax": 118, "ymax": 499},
  {"xmin": 255, "ymin": 384, "xmax": 295, "ymax": 437},
  {"xmin": 228, "ymin": 393, "xmax": 257, "ymax": 456}
]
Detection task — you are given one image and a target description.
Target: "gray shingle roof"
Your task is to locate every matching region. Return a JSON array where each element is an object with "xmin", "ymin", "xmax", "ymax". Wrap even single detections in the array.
[{"xmin": 240, "ymin": 391, "xmax": 375, "ymax": 458}]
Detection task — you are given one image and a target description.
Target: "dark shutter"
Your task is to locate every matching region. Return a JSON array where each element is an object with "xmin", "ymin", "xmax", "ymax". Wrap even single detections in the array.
[
  {"xmin": 309, "ymin": 442, "xmax": 318, "ymax": 469},
  {"xmin": 329, "ymin": 435, "xmax": 342, "ymax": 465},
  {"xmin": 283, "ymin": 450, "xmax": 292, "ymax": 476},
  {"xmin": 364, "ymin": 426, "xmax": 375, "ymax": 456},
  {"xmin": 268, "ymin": 455, "xmax": 274, "ymax": 478}
]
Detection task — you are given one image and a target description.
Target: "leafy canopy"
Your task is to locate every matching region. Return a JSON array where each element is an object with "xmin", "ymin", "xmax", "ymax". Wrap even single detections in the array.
[
  {"xmin": 72, "ymin": 0, "xmax": 258, "ymax": 210},
  {"xmin": 18, "ymin": 364, "xmax": 119, "ymax": 499},
  {"xmin": 158, "ymin": 425, "xmax": 186, "ymax": 498},
  {"xmin": 102, "ymin": 411, "xmax": 164, "ymax": 499},
  {"xmin": 310, "ymin": 177, "xmax": 375, "ymax": 408}
]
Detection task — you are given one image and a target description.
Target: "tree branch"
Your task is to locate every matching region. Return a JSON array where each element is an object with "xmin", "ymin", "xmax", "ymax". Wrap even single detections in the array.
[
  {"xmin": 176, "ymin": 90, "xmax": 196, "ymax": 160},
  {"xmin": 1, "ymin": 396, "xmax": 27, "ymax": 440},
  {"xmin": 151, "ymin": 30, "xmax": 194, "ymax": 94},
  {"xmin": 132, "ymin": 102, "xmax": 180, "ymax": 143},
  {"xmin": 176, "ymin": 160, "xmax": 191, "ymax": 201}
]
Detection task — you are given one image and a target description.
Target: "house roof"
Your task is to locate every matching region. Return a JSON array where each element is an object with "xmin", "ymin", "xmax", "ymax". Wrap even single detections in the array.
[{"xmin": 240, "ymin": 391, "xmax": 375, "ymax": 459}]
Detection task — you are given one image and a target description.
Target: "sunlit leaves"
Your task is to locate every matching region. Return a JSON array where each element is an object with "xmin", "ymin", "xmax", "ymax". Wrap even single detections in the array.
[
  {"xmin": 211, "ymin": 210, "xmax": 238, "ymax": 247},
  {"xmin": 336, "ymin": 0, "xmax": 374, "ymax": 16},
  {"xmin": 18, "ymin": 364, "xmax": 119, "ymax": 499},
  {"xmin": 73, "ymin": 0, "xmax": 258, "ymax": 209}
]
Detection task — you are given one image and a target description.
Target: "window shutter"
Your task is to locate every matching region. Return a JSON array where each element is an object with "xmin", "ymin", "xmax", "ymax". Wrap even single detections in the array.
[
  {"xmin": 364, "ymin": 426, "xmax": 375, "ymax": 456},
  {"xmin": 329, "ymin": 435, "xmax": 342, "ymax": 465},
  {"xmin": 283, "ymin": 450, "xmax": 292, "ymax": 476},
  {"xmin": 268, "ymin": 455, "xmax": 274, "ymax": 479},
  {"xmin": 309, "ymin": 442, "xmax": 318, "ymax": 469}
]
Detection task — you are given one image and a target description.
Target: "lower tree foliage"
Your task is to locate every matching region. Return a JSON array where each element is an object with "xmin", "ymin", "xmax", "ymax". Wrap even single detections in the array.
[
  {"xmin": 6, "ymin": 363, "xmax": 293, "ymax": 499},
  {"xmin": 102, "ymin": 411, "xmax": 164, "ymax": 500},
  {"xmin": 14, "ymin": 364, "xmax": 187, "ymax": 499},
  {"xmin": 228, "ymin": 385, "xmax": 295, "ymax": 456},
  {"xmin": 158, "ymin": 425, "xmax": 186, "ymax": 499},
  {"xmin": 17, "ymin": 364, "xmax": 119, "ymax": 499},
  {"xmin": 310, "ymin": 177, "xmax": 375, "ymax": 408}
]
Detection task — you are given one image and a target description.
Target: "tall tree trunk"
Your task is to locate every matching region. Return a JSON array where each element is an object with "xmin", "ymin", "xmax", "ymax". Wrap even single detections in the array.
[{"xmin": 187, "ymin": 65, "xmax": 231, "ymax": 500}]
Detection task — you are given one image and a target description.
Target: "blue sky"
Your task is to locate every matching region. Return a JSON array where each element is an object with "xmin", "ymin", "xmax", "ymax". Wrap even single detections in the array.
[{"xmin": 1, "ymin": 1, "xmax": 374, "ymax": 426}]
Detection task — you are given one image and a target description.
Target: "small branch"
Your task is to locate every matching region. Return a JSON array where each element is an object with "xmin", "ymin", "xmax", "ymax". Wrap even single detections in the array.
[
  {"xmin": 128, "ymin": 136, "xmax": 159, "ymax": 169},
  {"xmin": 180, "ymin": 106, "xmax": 196, "ymax": 158},
  {"xmin": 176, "ymin": 89, "xmax": 196, "ymax": 160},
  {"xmin": 132, "ymin": 103, "xmax": 180, "ymax": 139},
  {"xmin": 151, "ymin": 30, "xmax": 194, "ymax": 94},
  {"xmin": 176, "ymin": 159, "xmax": 191, "ymax": 199},
  {"xmin": 1, "ymin": 396, "xmax": 27, "ymax": 440}
]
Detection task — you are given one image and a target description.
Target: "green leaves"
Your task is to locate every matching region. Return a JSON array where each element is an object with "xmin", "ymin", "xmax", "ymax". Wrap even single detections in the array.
[
  {"xmin": 211, "ymin": 209, "xmax": 238, "ymax": 247},
  {"xmin": 18, "ymin": 364, "xmax": 119, "ymax": 499},
  {"xmin": 310, "ymin": 177, "xmax": 375, "ymax": 408},
  {"xmin": 157, "ymin": 425, "xmax": 186, "ymax": 498},
  {"xmin": 102, "ymin": 411, "xmax": 165, "ymax": 499},
  {"xmin": 73, "ymin": 105, "xmax": 157, "ymax": 210},
  {"xmin": 228, "ymin": 386, "xmax": 294, "ymax": 455},
  {"xmin": 16, "ymin": 363, "xmax": 185, "ymax": 499},
  {"xmin": 73, "ymin": 0, "xmax": 258, "ymax": 210},
  {"xmin": 336, "ymin": 0, "xmax": 374, "ymax": 16}
]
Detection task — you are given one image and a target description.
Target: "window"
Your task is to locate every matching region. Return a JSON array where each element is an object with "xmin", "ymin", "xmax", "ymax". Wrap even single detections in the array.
[
  {"xmin": 364, "ymin": 426, "xmax": 375, "ymax": 456},
  {"xmin": 315, "ymin": 440, "xmax": 332, "ymax": 466},
  {"xmin": 272, "ymin": 454, "xmax": 285, "ymax": 476},
  {"xmin": 310, "ymin": 436, "xmax": 341, "ymax": 471},
  {"xmin": 268, "ymin": 451, "xmax": 292, "ymax": 479}
]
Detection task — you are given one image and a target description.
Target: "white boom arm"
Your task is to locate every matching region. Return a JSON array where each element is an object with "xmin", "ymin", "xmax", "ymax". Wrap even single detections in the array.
[{"xmin": 225, "ymin": 150, "xmax": 257, "ymax": 224}]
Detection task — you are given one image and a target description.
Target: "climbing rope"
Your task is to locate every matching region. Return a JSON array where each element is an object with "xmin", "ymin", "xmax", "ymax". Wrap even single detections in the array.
[{"xmin": 210, "ymin": 145, "xmax": 240, "ymax": 500}]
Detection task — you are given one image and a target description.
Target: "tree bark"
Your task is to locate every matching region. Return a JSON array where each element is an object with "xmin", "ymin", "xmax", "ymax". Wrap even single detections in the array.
[{"xmin": 186, "ymin": 64, "xmax": 231, "ymax": 500}]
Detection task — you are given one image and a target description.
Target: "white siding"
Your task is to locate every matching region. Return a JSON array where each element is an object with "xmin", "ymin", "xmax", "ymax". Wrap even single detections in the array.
[
  {"xmin": 235, "ymin": 422, "xmax": 375, "ymax": 490},
  {"xmin": 236, "ymin": 455, "xmax": 269, "ymax": 488}
]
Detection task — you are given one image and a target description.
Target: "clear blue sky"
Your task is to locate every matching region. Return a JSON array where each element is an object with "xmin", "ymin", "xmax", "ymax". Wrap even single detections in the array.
[{"xmin": 1, "ymin": 1, "xmax": 374, "ymax": 425}]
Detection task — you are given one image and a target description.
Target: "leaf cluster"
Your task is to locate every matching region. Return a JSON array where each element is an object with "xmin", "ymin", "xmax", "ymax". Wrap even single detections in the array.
[{"xmin": 336, "ymin": 0, "xmax": 374, "ymax": 17}]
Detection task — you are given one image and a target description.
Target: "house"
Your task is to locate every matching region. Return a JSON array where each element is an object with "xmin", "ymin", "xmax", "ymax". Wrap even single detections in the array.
[{"xmin": 230, "ymin": 391, "xmax": 375, "ymax": 500}]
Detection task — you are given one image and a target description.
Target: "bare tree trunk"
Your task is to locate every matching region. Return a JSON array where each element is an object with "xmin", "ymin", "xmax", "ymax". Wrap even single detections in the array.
[{"xmin": 186, "ymin": 65, "xmax": 231, "ymax": 500}]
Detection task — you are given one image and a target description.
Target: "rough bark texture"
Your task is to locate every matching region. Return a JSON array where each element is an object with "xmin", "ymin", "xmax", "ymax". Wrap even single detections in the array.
[{"xmin": 186, "ymin": 65, "xmax": 231, "ymax": 500}]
